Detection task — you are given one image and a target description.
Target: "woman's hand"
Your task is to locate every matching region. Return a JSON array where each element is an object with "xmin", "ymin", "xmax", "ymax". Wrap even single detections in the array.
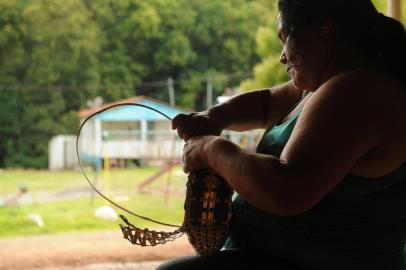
[
  {"xmin": 171, "ymin": 111, "xmax": 225, "ymax": 141},
  {"xmin": 182, "ymin": 135, "xmax": 219, "ymax": 173}
]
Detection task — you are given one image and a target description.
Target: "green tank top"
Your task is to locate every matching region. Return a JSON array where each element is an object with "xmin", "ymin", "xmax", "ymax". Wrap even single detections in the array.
[{"xmin": 225, "ymin": 111, "xmax": 406, "ymax": 270}]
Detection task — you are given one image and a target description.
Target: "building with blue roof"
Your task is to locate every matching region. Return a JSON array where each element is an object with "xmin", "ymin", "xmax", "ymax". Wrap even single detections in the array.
[{"xmin": 74, "ymin": 96, "xmax": 190, "ymax": 168}]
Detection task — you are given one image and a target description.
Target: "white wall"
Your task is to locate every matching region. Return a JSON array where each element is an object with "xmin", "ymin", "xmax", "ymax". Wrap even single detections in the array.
[{"xmin": 48, "ymin": 135, "xmax": 78, "ymax": 170}]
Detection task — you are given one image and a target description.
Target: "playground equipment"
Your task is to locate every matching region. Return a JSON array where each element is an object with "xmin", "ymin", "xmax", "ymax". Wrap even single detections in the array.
[
  {"xmin": 1, "ymin": 185, "xmax": 28, "ymax": 208},
  {"xmin": 77, "ymin": 103, "xmax": 234, "ymax": 255},
  {"xmin": 137, "ymin": 159, "xmax": 180, "ymax": 193}
]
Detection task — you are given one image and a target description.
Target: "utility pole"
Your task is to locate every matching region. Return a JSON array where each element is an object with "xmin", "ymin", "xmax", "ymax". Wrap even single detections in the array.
[
  {"xmin": 388, "ymin": 0, "xmax": 402, "ymax": 22},
  {"xmin": 167, "ymin": 77, "xmax": 175, "ymax": 107},
  {"xmin": 206, "ymin": 76, "xmax": 213, "ymax": 109}
]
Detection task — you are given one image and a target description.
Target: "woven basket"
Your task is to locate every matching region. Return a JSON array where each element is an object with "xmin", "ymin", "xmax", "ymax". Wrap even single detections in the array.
[
  {"xmin": 183, "ymin": 169, "xmax": 233, "ymax": 255},
  {"xmin": 119, "ymin": 169, "xmax": 233, "ymax": 256}
]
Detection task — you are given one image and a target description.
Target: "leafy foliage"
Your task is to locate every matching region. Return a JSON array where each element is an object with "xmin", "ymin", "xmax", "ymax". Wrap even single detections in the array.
[
  {"xmin": 240, "ymin": 18, "xmax": 289, "ymax": 90},
  {"xmin": 0, "ymin": 0, "xmax": 272, "ymax": 168}
]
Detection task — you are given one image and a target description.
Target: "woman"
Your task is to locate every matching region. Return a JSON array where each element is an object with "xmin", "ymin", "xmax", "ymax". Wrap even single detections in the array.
[{"xmin": 159, "ymin": 0, "xmax": 406, "ymax": 269}]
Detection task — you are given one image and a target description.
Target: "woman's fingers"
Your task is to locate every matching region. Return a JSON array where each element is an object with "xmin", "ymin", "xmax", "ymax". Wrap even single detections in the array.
[
  {"xmin": 172, "ymin": 114, "xmax": 189, "ymax": 141},
  {"xmin": 172, "ymin": 112, "xmax": 223, "ymax": 141},
  {"xmin": 182, "ymin": 136, "xmax": 211, "ymax": 173},
  {"xmin": 182, "ymin": 141, "xmax": 192, "ymax": 173},
  {"xmin": 182, "ymin": 160, "xmax": 190, "ymax": 173},
  {"xmin": 173, "ymin": 113, "xmax": 200, "ymax": 141},
  {"xmin": 171, "ymin": 113, "xmax": 187, "ymax": 130}
]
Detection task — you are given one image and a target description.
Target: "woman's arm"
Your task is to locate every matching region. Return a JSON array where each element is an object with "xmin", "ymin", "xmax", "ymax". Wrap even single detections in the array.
[
  {"xmin": 208, "ymin": 80, "xmax": 303, "ymax": 131},
  {"xmin": 172, "ymin": 80, "xmax": 302, "ymax": 140}
]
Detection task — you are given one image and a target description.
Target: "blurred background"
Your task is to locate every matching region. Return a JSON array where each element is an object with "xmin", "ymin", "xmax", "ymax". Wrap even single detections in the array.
[{"xmin": 0, "ymin": 0, "xmax": 404, "ymax": 269}]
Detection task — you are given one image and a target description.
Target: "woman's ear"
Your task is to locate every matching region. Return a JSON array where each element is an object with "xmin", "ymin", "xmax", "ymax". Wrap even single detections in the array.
[
  {"xmin": 321, "ymin": 21, "xmax": 334, "ymax": 41},
  {"xmin": 321, "ymin": 21, "xmax": 333, "ymax": 34}
]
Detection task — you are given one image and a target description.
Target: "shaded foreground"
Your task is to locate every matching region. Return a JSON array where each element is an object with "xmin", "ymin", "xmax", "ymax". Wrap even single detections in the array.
[
  {"xmin": 0, "ymin": 230, "xmax": 194, "ymax": 270},
  {"xmin": 36, "ymin": 262, "xmax": 162, "ymax": 270}
]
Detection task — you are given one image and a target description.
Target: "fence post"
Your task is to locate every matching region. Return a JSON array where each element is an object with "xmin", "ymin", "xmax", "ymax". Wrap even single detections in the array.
[
  {"xmin": 168, "ymin": 77, "xmax": 176, "ymax": 107},
  {"xmin": 206, "ymin": 76, "xmax": 213, "ymax": 108}
]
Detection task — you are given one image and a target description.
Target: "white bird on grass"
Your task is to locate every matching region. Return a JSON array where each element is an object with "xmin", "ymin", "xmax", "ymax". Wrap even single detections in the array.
[{"xmin": 27, "ymin": 213, "xmax": 44, "ymax": 227}]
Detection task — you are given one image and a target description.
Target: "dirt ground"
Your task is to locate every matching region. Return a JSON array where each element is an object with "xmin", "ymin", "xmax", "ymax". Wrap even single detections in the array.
[{"xmin": 0, "ymin": 230, "xmax": 194, "ymax": 270}]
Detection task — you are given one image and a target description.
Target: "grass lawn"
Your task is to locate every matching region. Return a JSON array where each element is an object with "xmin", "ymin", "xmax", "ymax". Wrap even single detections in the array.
[
  {"xmin": 0, "ymin": 167, "xmax": 169, "ymax": 194},
  {"xmin": 0, "ymin": 167, "xmax": 187, "ymax": 238},
  {"xmin": 0, "ymin": 196, "xmax": 185, "ymax": 238}
]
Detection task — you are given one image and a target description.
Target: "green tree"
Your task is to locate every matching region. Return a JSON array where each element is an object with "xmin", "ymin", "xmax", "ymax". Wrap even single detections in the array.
[
  {"xmin": 239, "ymin": 5, "xmax": 288, "ymax": 91},
  {"xmin": 0, "ymin": 0, "xmax": 100, "ymax": 168},
  {"xmin": 87, "ymin": 0, "xmax": 270, "ymax": 109}
]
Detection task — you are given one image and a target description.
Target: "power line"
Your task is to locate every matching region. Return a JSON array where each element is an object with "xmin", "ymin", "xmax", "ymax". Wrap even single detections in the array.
[{"xmin": 0, "ymin": 71, "xmax": 252, "ymax": 92}]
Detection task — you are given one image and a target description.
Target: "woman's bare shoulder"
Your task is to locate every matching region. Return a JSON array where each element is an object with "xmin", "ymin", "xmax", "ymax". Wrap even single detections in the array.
[
  {"xmin": 324, "ymin": 68, "xmax": 404, "ymax": 98},
  {"xmin": 306, "ymin": 68, "xmax": 406, "ymax": 176},
  {"xmin": 312, "ymin": 68, "xmax": 405, "ymax": 117}
]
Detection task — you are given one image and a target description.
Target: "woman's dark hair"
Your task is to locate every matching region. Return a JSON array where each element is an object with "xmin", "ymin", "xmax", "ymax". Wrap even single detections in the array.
[{"xmin": 278, "ymin": 0, "xmax": 406, "ymax": 89}]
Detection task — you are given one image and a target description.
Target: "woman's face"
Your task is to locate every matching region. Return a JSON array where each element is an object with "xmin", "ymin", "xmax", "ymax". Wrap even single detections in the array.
[{"xmin": 278, "ymin": 13, "xmax": 330, "ymax": 91}]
